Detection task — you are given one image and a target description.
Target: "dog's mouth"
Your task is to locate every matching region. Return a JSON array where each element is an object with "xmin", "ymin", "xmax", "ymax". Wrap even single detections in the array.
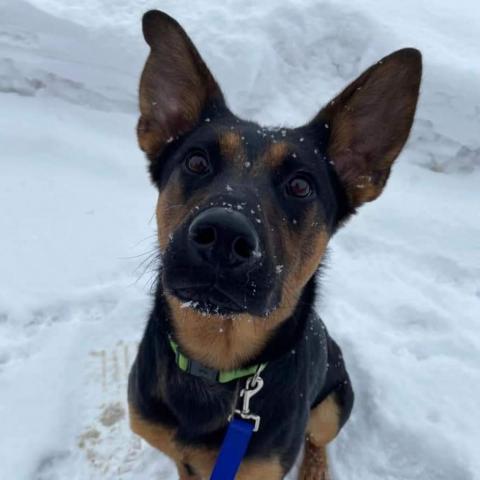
[{"xmin": 171, "ymin": 285, "xmax": 249, "ymax": 315}]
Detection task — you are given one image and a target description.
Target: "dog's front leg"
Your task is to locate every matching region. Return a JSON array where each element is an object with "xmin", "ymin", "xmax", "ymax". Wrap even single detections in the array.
[
  {"xmin": 129, "ymin": 403, "xmax": 194, "ymax": 479},
  {"xmin": 298, "ymin": 439, "xmax": 330, "ymax": 480},
  {"xmin": 298, "ymin": 393, "xmax": 341, "ymax": 480}
]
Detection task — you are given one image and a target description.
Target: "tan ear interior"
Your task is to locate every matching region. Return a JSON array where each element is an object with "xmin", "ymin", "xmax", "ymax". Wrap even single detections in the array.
[
  {"xmin": 318, "ymin": 48, "xmax": 422, "ymax": 207},
  {"xmin": 137, "ymin": 10, "xmax": 223, "ymax": 158}
]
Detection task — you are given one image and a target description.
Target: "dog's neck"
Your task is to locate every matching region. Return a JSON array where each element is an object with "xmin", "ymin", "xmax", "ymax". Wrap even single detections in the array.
[{"xmin": 157, "ymin": 277, "xmax": 318, "ymax": 371}]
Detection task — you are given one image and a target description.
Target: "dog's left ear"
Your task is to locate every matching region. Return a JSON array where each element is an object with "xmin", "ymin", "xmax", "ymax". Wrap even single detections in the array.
[
  {"xmin": 137, "ymin": 10, "xmax": 224, "ymax": 157},
  {"xmin": 311, "ymin": 48, "xmax": 422, "ymax": 210}
]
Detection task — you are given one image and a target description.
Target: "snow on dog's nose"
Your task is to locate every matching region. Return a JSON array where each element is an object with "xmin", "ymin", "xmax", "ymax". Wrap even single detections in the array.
[{"xmin": 188, "ymin": 207, "xmax": 261, "ymax": 269}]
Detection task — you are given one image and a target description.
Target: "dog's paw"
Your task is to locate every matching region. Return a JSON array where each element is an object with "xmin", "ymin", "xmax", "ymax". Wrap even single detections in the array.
[{"xmin": 298, "ymin": 441, "xmax": 331, "ymax": 480}]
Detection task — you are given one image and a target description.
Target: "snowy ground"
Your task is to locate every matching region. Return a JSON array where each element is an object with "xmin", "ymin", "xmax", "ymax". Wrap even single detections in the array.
[{"xmin": 1, "ymin": 0, "xmax": 479, "ymax": 479}]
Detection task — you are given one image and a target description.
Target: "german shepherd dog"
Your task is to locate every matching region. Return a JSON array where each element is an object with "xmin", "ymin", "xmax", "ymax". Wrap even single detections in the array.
[{"xmin": 128, "ymin": 10, "xmax": 422, "ymax": 480}]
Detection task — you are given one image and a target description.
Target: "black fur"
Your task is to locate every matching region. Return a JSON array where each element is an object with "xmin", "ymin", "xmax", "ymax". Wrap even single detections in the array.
[
  {"xmin": 129, "ymin": 95, "xmax": 355, "ymax": 475},
  {"xmin": 129, "ymin": 274, "xmax": 353, "ymax": 473}
]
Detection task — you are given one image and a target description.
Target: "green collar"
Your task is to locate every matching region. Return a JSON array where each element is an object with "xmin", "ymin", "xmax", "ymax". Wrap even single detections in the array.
[{"xmin": 168, "ymin": 337, "xmax": 267, "ymax": 383}]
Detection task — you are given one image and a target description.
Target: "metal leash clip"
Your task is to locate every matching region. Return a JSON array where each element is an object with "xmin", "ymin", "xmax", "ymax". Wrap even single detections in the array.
[{"xmin": 229, "ymin": 364, "xmax": 266, "ymax": 432}]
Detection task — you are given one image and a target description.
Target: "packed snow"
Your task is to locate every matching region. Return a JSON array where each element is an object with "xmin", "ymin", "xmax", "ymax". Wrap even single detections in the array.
[{"xmin": 1, "ymin": 0, "xmax": 479, "ymax": 479}]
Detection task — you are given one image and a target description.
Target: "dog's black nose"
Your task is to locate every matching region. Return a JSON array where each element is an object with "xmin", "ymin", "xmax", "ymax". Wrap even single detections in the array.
[{"xmin": 188, "ymin": 207, "xmax": 260, "ymax": 267}]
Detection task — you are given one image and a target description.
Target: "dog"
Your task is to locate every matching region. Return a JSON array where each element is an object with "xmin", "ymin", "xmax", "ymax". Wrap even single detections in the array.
[{"xmin": 128, "ymin": 10, "xmax": 422, "ymax": 480}]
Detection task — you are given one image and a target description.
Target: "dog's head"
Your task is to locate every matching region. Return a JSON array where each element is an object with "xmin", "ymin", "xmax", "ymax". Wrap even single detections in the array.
[{"xmin": 137, "ymin": 11, "xmax": 421, "ymax": 342}]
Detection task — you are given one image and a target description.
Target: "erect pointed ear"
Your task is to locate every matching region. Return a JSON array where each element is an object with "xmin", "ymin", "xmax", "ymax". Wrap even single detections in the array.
[
  {"xmin": 313, "ymin": 48, "xmax": 422, "ymax": 210},
  {"xmin": 137, "ymin": 10, "xmax": 224, "ymax": 157}
]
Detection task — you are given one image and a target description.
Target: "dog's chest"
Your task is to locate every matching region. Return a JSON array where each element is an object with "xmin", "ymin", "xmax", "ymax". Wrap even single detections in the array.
[{"xmin": 164, "ymin": 372, "xmax": 238, "ymax": 438}]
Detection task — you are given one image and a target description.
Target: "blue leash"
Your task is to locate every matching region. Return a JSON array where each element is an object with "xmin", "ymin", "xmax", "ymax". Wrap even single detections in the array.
[
  {"xmin": 210, "ymin": 418, "xmax": 254, "ymax": 479},
  {"xmin": 210, "ymin": 366, "xmax": 266, "ymax": 480}
]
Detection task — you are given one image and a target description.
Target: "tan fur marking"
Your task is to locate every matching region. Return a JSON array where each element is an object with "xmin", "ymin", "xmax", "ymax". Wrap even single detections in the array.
[
  {"xmin": 156, "ymin": 179, "xmax": 190, "ymax": 252},
  {"xmin": 277, "ymin": 207, "xmax": 330, "ymax": 324},
  {"xmin": 237, "ymin": 458, "xmax": 284, "ymax": 479},
  {"xmin": 219, "ymin": 131, "xmax": 243, "ymax": 163},
  {"xmin": 282, "ymin": 227, "xmax": 329, "ymax": 305},
  {"xmin": 129, "ymin": 403, "xmax": 178, "ymax": 459},
  {"xmin": 167, "ymin": 294, "xmax": 279, "ymax": 370},
  {"xmin": 130, "ymin": 402, "xmax": 214, "ymax": 478},
  {"xmin": 262, "ymin": 142, "xmax": 289, "ymax": 169},
  {"xmin": 178, "ymin": 448, "xmax": 218, "ymax": 479},
  {"xmin": 306, "ymin": 394, "xmax": 341, "ymax": 446},
  {"xmin": 298, "ymin": 441, "xmax": 330, "ymax": 480},
  {"xmin": 177, "ymin": 462, "xmax": 202, "ymax": 480},
  {"xmin": 298, "ymin": 394, "xmax": 340, "ymax": 480}
]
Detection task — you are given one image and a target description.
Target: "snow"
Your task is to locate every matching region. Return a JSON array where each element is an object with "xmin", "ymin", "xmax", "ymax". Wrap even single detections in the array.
[{"xmin": 1, "ymin": 0, "xmax": 479, "ymax": 479}]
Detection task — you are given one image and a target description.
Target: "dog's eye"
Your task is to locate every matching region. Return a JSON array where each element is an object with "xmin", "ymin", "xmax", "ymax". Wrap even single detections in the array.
[
  {"xmin": 286, "ymin": 176, "xmax": 313, "ymax": 198},
  {"xmin": 185, "ymin": 152, "xmax": 210, "ymax": 175}
]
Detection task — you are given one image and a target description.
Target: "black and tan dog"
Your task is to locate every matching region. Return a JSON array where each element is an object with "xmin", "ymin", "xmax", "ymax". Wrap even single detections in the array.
[{"xmin": 128, "ymin": 10, "xmax": 422, "ymax": 480}]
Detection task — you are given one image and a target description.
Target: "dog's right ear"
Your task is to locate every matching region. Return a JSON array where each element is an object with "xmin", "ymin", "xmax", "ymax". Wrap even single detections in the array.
[{"xmin": 137, "ymin": 10, "xmax": 224, "ymax": 158}]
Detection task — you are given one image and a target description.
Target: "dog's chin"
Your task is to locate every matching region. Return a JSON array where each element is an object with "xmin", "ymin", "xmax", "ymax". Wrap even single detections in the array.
[
  {"xmin": 165, "ymin": 279, "xmax": 279, "ymax": 317},
  {"xmin": 169, "ymin": 286, "xmax": 250, "ymax": 316}
]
